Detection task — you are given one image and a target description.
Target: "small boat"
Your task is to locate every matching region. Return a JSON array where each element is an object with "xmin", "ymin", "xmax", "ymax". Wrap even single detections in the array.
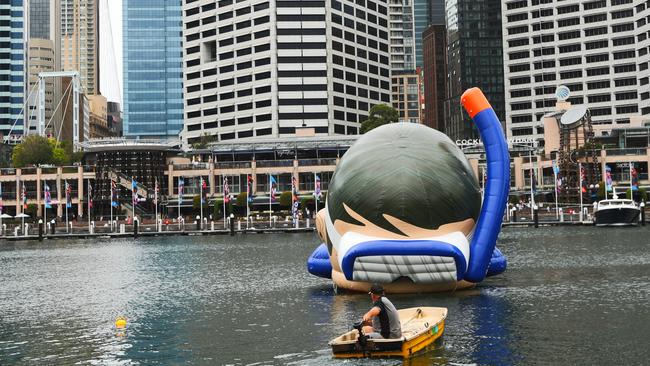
[
  {"xmin": 593, "ymin": 199, "xmax": 640, "ymax": 226},
  {"xmin": 329, "ymin": 307, "xmax": 447, "ymax": 358}
]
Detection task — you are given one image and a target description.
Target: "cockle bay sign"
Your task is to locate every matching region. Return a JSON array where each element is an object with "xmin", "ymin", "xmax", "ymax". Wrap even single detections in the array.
[{"xmin": 455, "ymin": 137, "xmax": 536, "ymax": 147}]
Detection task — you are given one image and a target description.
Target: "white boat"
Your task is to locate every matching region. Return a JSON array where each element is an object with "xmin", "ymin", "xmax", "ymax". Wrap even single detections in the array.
[{"xmin": 593, "ymin": 199, "xmax": 640, "ymax": 226}]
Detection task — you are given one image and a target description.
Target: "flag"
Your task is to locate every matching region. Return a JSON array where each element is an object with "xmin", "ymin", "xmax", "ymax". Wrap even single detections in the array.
[
  {"xmin": 223, "ymin": 177, "xmax": 230, "ymax": 204},
  {"xmin": 314, "ymin": 175, "xmax": 321, "ymax": 201},
  {"xmin": 530, "ymin": 167, "xmax": 537, "ymax": 194},
  {"xmin": 605, "ymin": 165, "xmax": 612, "ymax": 192},
  {"xmin": 65, "ymin": 180, "xmax": 72, "ymax": 208},
  {"xmin": 44, "ymin": 182, "xmax": 51, "ymax": 209},
  {"xmin": 270, "ymin": 175, "xmax": 277, "ymax": 202},
  {"xmin": 580, "ymin": 165, "xmax": 588, "ymax": 193},
  {"xmin": 178, "ymin": 177, "xmax": 185, "ymax": 204},
  {"xmin": 631, "ymin": 165, "xmax": 639, "ymax": 191},
  {"xmin": 201, "ymin": 177, "xmax": 207, "ymax": 204},
  {"xmin": 154, "ymin": 179, "xmax": 159, "ymax": 205},
  {"xmin": 88, "ymin": 182, "xmax": 93, "ymax": 209},
  {"xmin": 291, "ymin": 176, "xmax": 299, "ymax": 219},
  {"xmin": 552, "ymin": 161, "xmax": 561, "ymax": 193},
  {"xmin": 111, "ymin": 180, "xmax": 119, "ymax": 207},
  {"xmin": 22, "ymin": 182, "xmax": 27, "ymax": 209},
  {"xmin": 132, "ymin": 178, "xmax": 138, "ymax": 206},
  {"xmin": 247, "ymin": 175, "xmax": 253, "ymax": 202}
]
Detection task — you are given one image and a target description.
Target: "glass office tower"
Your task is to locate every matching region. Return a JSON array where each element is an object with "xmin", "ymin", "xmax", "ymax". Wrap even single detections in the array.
[
  {"xmin": 123, "ymin": 0, "xmax": 183, "ymax": 138},
  {"xmin": 444, "ymin": 0, "xmax": 505, "ymax": 140},
  {"xmin": 0, "ymin": 0, "xmax": 26, "ymax": 138}
]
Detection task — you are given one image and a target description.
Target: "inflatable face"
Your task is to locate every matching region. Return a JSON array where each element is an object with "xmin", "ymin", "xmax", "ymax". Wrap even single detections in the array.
[
  {"xmin": 310, "ymin": 88, "xmax": 510, "ymax": 293},
  {"xmin": 315, "ymin": 123, "xmax": 481, "ymax": 292}
]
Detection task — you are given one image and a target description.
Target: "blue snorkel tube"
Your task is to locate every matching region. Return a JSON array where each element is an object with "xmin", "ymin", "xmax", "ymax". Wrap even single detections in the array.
[{"xmin": 461, "ymin": 88, "xmax": 510, "ymax": 283}]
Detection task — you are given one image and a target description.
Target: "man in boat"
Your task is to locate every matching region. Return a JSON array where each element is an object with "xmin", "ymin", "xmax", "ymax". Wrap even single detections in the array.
[{"xmin": 361, "ymin": 283, "xmax": 402, "ymax": 339}]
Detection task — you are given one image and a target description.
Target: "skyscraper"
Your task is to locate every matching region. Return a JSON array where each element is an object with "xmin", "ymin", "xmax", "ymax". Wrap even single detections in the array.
[
  {"xmin": 423, "ymin": 24, "xmax": 446, "ymax": 131},
  {"xmin": 27, "ymin": 0, "xmax": 61, "ymax": 136},
  {"xmin": 502, "ymin": 0, "xmax": 650, "ymax": 141},
  {"xmin": 181, "ymin": 0, "xmax": 391, "ymax": 145},
  {"xmin": 0, "ymin": 0, "xmax": 26, "ymax": 138},
  {"xmin": 444, "ymin": 0, "xmax": 505, "ymax": 140},
  {"xmin": 61, "ymin": 0, "xmax": 99, "ymax": 95},
  {"xmin": 123, "ymin": 0, "xmax": 184, "ymax": 139}
]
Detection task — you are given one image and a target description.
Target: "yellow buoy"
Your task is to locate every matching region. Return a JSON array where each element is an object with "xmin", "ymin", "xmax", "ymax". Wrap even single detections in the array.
[{"xmin": 115, "ymin": 316, "xmax": 127, "ymax": 329}]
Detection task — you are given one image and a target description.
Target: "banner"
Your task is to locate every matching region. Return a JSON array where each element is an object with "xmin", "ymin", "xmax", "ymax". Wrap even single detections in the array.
[
  {"xmin": 605, "ymin": 165, "xmax": 612, "ymax": 192},
  {"xmin": 223, "ymin": 177, "xmax": 230, "ymax": 203},
  {"xmin": 314, "ymin": 175, "xmax": 321, "ymax": 201},
  {"xmin": 247, "ymin": 175, "xmax": 253, "ymax": 202},
  {"xmin": 178, "ymin": 177, "xmax": 184, "ymax": 204},
  {"xmin": 111, "ymin": 180, "xmax": 119, "ymax": 207},
  {"xmin": 65, "ymin": 180, "xmax": 72, "ymax": 208},
  {"xmin": 291, "ymin": 176, "xmax": 299, "ymax": 219},
  {"xmin": 270, "ymin": 175, "xmax": 277, "ymax": 202},
  {"xmin": 44, "ymin": 182, "xmax": 52, "ymax": 209}
]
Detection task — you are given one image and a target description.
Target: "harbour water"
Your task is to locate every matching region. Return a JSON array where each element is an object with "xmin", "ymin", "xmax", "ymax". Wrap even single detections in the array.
[{"xmin": 0, "ymin": 227, "xmax": 648, "ymax": 365}]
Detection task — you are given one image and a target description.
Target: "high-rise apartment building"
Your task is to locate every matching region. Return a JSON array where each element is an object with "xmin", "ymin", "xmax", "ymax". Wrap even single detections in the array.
[
  {"xmin": 388, "ymin": 0, "xmax": 423, "ymax": 123},
  {"xmin": 423, "ymin": 24, "xmax": 446, "ymax": 131},
  {"xmin": 26, "ymin": 39, "xmax": 56, "ymax": 134},
  {"xmin": 413, "ymin": 0, "xmax": 445, "ymax": 69},
  {"xmin": 181, "ymin": 0, "xmax": 391, "ymax": 145},
  {"xmin": 28, "ymin": 0, "xmax": 62, "ymax": 136},
  {"xmin": 123, "ymin": 0, "xmax": 184, "ymax": 139},
  {"xmin": 61, "ymin": 0, "xmax": 98, "ymax": 95},
  {"xmin": 502, "ymin": 0, "xmax": 650, "ymax": 142},
  {"xmin": 0, "ymin": 0, "xmax": 26, "ymax": 138},
  {"xmin": 445, "ymin": 0, "xmax": 505, "ymax": 140}
]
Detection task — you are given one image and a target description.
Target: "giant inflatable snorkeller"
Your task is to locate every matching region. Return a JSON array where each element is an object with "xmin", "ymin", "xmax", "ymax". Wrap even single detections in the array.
[{"xmin": 307, "ymin": 88, "xmax": 509, "ymax": 293}]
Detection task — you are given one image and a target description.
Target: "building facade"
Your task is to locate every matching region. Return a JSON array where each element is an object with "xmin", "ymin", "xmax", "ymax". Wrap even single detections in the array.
[
  {"xmin": 26, "ymin": 39, "xmax": 56, "ymax": 135},
  {"xmin": 502, "ymin": 0, "xmax": 650, "ymax": 142},
  {"xmin": 391, "ymin": 71, "xmax": 423, "ymax": 123},
  {"xmin": 181, "ymin": 0, "xmax": 391, "ymax": 145},
  {"xmin": 28, "ymin": 0, "xmax": 62, "ymax": 136},
  {"xmin": 422, "ymin": 23, "xmax": 446, "ymax": 131},
  {"xmin": 61, "ymin": 0, "xmax": 99, "ymax": 95},
  {"xmin": 445, "ymin": 0, "xmax": 505, "ymax": 140},
  {"xmin": 123, "ymin": 0, "xmax": 184, "ymax": 139},
  {"xmin": 0, "ymin": 0, "xmax": 26, "ymax": 139}
]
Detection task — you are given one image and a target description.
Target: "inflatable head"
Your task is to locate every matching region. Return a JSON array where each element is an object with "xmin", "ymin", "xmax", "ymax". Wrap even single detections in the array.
[{"xmin": 316, "ymin": 123, "xmax": 481, "ymax": 293}]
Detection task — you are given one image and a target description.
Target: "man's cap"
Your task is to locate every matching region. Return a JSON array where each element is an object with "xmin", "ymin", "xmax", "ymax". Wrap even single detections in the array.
[{"xmin": 369, "ymin": 283, "xmax": 384, "ymax": 295}]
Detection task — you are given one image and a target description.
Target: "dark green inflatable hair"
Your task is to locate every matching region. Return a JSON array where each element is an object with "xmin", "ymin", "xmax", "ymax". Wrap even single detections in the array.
[{"xmin": 327, "ymin": 123, "xmax": 481, "ymax": 235}]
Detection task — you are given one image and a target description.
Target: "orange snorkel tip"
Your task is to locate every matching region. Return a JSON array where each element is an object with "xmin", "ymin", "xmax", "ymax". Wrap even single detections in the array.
[{"xmin": 461, "ymin": 87, "xmax": 492, "ymax": 119}]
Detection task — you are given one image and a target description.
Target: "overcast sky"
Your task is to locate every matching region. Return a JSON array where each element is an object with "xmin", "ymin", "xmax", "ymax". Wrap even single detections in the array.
[{"xmin": 99, "ymin": 0, "xmax": 123, "ymax": 105}]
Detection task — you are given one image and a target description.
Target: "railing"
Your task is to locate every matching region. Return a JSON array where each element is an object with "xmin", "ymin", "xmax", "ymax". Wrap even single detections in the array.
[
  {"xmin": 256, "ymin": 160, "xmax": 294, "ymax": 168},
  {"xmin": 0, "ymin": 168, "xmax": 16, "ymax": 176},
  {"xmin": 605, "ymin": 148, "xmax": 647, "ymax": 156},
  {"xmin": 215, "ymin": 161, "xmax": 251, "ymax": 169},
  {"xmin": 173, "ymin": 163, "xmax": 209, "ymax": 170},
  {"xmin": 298, "ymin": 158, "xmax": 337, "ymax": 166}
]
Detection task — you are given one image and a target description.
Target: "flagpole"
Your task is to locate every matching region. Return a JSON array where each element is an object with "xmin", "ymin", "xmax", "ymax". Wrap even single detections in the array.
[
  {"xmin": 246, "ymin": 176, "xmax": 250, "ymax": 229},
  {"xmin": 223, "ymin": 177, "xmax": 226, "ymax": 229},
  {"xmin": 44, "ymin": 180, "xmax": 47, "ymax": 234},
  {"xmin": 110, "ymin": 181, "xmax": 113, "ymax": 232},
  {"xmin": 178, "ymin": 177, "xmax": 181, "ymax": 223},
  {"xmin": 0, "ymin": 182, "xmax": 3, "ymax": 235},
  {"xmin": 629, "ymin": 162, "xmax": 633, "ymax": 198},
  {"xmin": 87, "ymin": 180, "xmax": 91, "ymax": 233},
  {"xmin": 553, "ymin": 164, "xmax": 559, "ymax": 219},
  {"xmin": 155, "ymin": 179, "xmax": 159, "ymax": 232},
  {"xmin": 314, "ymin": 173, "xmax": 318, "ymax": 216},
  {"xmin": 529, "ymin": 149, "xmax": 534, "ymax": 219},
  {"xmin": 269, "ymin": 173, "xmax": 272, "ymax": 227},
  {"xmin": 579, "ymin": 162, "xmax": 584, "ymax": 222},
  {"xmin": 65, "ymin": 181, "xmax": 69, "ymax": 233},
  {"xmin": 200, "ymin": 177, "xmax": 204, "ymax": 230}
]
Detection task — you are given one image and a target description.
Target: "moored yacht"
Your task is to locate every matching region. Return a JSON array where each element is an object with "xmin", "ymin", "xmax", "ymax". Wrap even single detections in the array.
[{"xmin": 593, "ymin": 199, "xmax": 640, "ymax": 226}]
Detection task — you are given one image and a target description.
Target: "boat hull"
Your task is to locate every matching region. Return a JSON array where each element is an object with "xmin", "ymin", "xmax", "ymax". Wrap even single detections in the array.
[
  {"xmin": 594, "ymin": 207, "xmax": 640, "ymax": 226},
  {"xmin": 330, "ymin": 307, "xmax": 446, "ymax": 358}
]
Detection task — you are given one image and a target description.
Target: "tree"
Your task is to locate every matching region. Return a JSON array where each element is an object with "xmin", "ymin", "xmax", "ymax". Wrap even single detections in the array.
[
  {"xmin": 360, "ymin": 104, "xmax": 399, "ymax": 134},
  {"xmin": 191, "ymin": 133, "xmax": 217, "ymax": 149},
  {"xmin": 279, "ymin": 191, "xmax": 293, "ymax": 208},
  {"xmin": 12, "ymin": 136, "xmax": 53, "ymax": 167},
  {"xmin": 236, "ymin": 192, "xmax": 248, "ymax": 207}
]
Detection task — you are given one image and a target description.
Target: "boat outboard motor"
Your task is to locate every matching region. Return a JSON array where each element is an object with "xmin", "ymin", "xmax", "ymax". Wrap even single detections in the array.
[{"xmin": 353, "ymin": 321, "xmax": 368, "ymax": 350}]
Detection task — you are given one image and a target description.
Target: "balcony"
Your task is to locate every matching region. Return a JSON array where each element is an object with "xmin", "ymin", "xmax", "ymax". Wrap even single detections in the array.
[
  {"xmin": 605, "ymin": 148, "xmax": 647, "ymax": 156},
  {"xmin": 256, "ymin": 160, "xmax": 293, "ymax": 168},
  {"xmin": 298, "ymin": 158, "xmax": 337, "ymax": 167}
]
